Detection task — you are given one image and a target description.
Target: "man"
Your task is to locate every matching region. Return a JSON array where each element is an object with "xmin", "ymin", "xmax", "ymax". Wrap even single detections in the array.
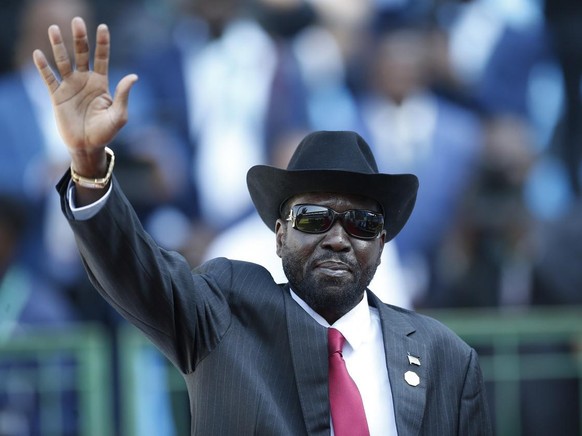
[{"xmin": 32, "ymin": 17, "xmax": 492, "ymax": 435}]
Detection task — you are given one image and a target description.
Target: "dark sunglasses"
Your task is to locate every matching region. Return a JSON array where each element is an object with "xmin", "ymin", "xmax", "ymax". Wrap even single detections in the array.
[{"xmin": 286, "ymin": 204, "xmax": 385, "ymax": 240}]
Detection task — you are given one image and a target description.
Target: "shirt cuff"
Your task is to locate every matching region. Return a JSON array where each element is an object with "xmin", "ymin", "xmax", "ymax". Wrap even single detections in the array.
[{"xmin": 66, "ymin": 179, "xmax": 113, "ymax": 220}]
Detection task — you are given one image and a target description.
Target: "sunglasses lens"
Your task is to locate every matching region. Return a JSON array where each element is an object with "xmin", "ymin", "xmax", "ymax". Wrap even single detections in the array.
[
  {"xmin": 294, "ymin": 205, "xmax": 333, "ymax": 233},
  {"xmin": 291, "ymin": 205, "xmax": 384, "ymax": 239},
  {"xmin": 343, "ymin": 210, "xmax": 384, "ymax": 239}
]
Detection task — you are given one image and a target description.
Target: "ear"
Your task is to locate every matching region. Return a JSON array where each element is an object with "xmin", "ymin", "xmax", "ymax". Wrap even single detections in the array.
[
  {"xmin": 275, "ymin": 219, "xmax": 285, "ymax": 258},
  {"xmin": 379, "ymin": 230, "xmax": 387, "ymax": 246},
  {"xmin": 376, "ymin": 231, "xmax": 387, "ymax": 267}
]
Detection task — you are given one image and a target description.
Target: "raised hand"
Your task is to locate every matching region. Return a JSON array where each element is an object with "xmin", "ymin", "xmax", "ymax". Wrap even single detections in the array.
[{"xmin": 32, "ymin": 16, "xmax": 137, "ymax": 179}]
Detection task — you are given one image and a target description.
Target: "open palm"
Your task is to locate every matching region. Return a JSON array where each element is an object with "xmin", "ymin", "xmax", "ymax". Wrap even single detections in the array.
[{"xmin": 33, "ymin": 17, "xmax": 137, "ymax": 154}]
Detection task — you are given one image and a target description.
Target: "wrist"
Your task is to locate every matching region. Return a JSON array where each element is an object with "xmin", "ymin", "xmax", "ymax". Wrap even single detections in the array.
[
  {"xmin": 70, "ymin": 147, "xmax": 115, "ymax": 189},
  {"xmin": 69, "ymin": 148, "xmax": 109, "ymax": 177}
]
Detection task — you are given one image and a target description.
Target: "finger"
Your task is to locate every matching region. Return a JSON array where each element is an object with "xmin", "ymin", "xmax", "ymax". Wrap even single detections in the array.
[
  {"xmin": 32, "ymin": 49, "xmax": 60, "ymax": 94},
  {"xmin": 93, "ymin": 23, "xmax": 110, "ymax": 76},
  {"xmin": 48, "ymin": 24, "xmax": 72, "ymax": 78},
  {"xmin": 72, "ymin": 17, "xmax": 90, "ymax": 72},
  {"xmin": 111, "ymin": 74, "xmax": 139, "ymax": 127}
]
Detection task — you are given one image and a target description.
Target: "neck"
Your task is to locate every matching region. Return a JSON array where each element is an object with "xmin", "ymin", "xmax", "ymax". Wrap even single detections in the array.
[{"xmin": 302, "ymin": 289, "xmax": 366, "ymax": 325}]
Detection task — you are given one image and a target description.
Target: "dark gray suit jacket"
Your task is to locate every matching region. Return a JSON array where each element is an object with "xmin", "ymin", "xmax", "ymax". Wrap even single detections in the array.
[{"xmin": 58, "ymin": 175, "xmax": 492, "ymax": 435}]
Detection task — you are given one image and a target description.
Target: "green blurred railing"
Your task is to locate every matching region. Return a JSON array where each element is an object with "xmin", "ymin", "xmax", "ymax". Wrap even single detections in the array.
[
  {"xmin": 0, "ymin": 325, "xmax": 114, "ymax": 436},
  {"xmin": 1, "ymin": 307, "xmax": 581, "ymax": 435},
  {"xmin": 423, "ymin": 307, "xmax": 582, "ymax": 436}
]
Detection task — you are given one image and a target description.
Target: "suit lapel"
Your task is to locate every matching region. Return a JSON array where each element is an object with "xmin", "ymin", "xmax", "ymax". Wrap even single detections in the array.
[
  {"xmin": 369, "ymin": 292, "xmax": 427, "ymax": 436},
  {"xmin": 284, "ymin": 287, "xmax": 331, "ymax": 436}
]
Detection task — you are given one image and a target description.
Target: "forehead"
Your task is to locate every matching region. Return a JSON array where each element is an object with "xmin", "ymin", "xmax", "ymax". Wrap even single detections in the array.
[{"xmin": 289, "ymin": 192, "xmax": 381, "ymax": 212}]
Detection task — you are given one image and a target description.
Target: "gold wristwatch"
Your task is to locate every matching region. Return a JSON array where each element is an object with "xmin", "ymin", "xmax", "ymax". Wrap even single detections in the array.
[{"xmin": 70, "ymin": 146, "xmax": 115, "ymax": 189}]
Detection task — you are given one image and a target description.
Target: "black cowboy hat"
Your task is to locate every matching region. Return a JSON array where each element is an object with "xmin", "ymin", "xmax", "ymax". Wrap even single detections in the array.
[{"xmin": 247, "ymin": 130, "xmax": 419, "ymax": 242}]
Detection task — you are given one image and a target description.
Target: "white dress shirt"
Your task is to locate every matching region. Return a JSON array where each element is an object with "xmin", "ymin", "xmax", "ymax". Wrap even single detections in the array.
[
  {"xmin": 291, "ymin": 290, "xmax": 398, "ymax": 436},
  {"xmin": 66, "ymin": 182, "xmax": 112, "ymax": 219}
]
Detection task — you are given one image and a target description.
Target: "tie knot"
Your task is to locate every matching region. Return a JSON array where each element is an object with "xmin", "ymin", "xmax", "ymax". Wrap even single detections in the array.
[{"xmin": 328, "ymin": 328, "xmax": 346, "ymax": 355}]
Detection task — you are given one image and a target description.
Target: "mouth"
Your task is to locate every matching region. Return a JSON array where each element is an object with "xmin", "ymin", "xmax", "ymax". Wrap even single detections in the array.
[{"xmin": 314, "ymin": 260, "xmax": 352, "ymax": 278}]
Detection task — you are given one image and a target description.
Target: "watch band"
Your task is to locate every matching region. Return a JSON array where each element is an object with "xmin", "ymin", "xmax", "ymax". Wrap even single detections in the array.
[{"xmin": 70, "ymin": 147, "xmax": 115, "ymax": 189}]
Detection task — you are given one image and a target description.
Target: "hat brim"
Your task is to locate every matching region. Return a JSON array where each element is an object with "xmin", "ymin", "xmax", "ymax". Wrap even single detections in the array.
[{"xmin": 247, "ymin": 165, "xmax": 419, "ymax": 242}]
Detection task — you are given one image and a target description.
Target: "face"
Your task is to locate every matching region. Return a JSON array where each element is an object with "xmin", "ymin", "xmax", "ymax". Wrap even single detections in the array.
[
  {"xmin": 373, "ymin": 29, "xmax": 428, "ymax": 104},
  {"xmin": 276, "ymin": 192, "xmax": 386, "ymax": 324}
]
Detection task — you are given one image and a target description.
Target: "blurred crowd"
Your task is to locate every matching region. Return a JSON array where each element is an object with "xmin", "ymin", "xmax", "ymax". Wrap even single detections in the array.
[{"xmin": 0, "ymin": 0, "xmax": 581, "ymax": 434}]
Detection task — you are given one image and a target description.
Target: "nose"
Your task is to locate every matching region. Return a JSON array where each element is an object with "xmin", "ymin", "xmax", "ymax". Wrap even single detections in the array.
[{"xmin": 321, "ymin": 221, "xmax": 351, "ymax": 251}]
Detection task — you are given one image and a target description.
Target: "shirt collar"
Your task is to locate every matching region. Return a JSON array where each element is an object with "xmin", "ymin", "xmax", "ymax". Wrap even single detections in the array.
[{"xmin": 290, "ymin": 288, "xmax": 372, "ymax": 352}]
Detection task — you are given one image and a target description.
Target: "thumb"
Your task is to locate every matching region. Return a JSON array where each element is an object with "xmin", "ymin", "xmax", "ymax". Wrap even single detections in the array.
[{"xmin": 111, "ymin": 73, "xmax": 139, "ymax": 123}]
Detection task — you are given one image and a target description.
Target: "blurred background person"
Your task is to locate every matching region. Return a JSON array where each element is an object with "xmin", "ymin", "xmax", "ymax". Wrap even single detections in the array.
[
  {"xmin": 0, "ymin": 193, "xmax": 76, "ymax": 344},
  {"xmin": 543, "ymin": 0, "xmax": 582, "ymax": 198},
  {"xmin": 0, "ymin": 0, "xmax": 117, "ymax": 324},
  {"xmin": 0, "ymin": 193, "xmax": 77, "ymax": 435},
  {"xmin": 358, "ymin": 22, "xmax": 484, "ymax": 306},
  {"xmin": 431, "ymin": 114, "xmax": 537, "ymax": 308}
]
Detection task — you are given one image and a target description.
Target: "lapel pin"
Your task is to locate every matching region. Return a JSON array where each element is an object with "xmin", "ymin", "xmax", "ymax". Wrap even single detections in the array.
[
  {"xmin": 407, "ymin": 353, "xmax": 421, "ymax": 366},
  {"xmin": 404, "ymin": 370, "xmax": 420, "ymax": 387}
]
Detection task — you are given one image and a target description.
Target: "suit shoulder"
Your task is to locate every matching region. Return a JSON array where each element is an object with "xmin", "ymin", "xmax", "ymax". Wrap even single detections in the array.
[
  {"xmin": 197, "ymin": 257, "xmax": 282, "ymax": 287},
  {"xmin": 382, "ymin": 303, "xmax": 473, "ymax": 353}
]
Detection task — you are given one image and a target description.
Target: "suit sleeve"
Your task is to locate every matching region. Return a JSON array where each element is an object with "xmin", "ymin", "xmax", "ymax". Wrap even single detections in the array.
[
  {"xmin": 56, "ymin": 172, "xmax": 232, "ymax": 373},
  {"xmin": 458, "ymin": 348, "xmax": 493, "ymax": 435}
]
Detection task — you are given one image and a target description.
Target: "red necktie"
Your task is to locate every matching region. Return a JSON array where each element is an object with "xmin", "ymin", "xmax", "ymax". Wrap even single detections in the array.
[{"xmin": 328, "ymin": 328, "xmax": 370, "ymax": 436}]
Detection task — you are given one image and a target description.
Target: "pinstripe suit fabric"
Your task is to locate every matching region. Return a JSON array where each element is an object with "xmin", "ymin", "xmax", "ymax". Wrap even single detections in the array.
[{"xmin": 58, "ymin": 174, "xmax": 492, "ymax": 435}]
